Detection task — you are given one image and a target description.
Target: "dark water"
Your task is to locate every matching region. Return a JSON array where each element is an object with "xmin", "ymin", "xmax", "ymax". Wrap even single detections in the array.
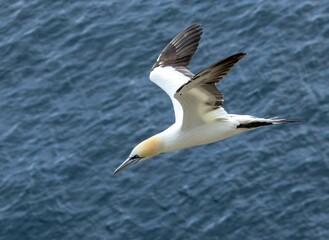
[{"xmin": 0, "ymin": 0, "xmax": 328, "ymax": 239}]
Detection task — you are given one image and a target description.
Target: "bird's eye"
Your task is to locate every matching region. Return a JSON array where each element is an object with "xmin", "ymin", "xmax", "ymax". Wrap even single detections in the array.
[{"xmin": 131, "ymin": 155, "xmax": 140, "ymax": 159}]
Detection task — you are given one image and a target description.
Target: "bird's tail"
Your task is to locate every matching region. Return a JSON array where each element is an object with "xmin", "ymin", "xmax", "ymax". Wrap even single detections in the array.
[{"xmin": 232, "ymin": 115, "xmax": 299, "ymax": 129}]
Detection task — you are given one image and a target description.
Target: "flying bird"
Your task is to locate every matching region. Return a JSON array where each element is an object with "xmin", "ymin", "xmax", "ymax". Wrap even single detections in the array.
[{"xmin": 113, "ymin": 24, "xmax": 295, "ymax": 175}]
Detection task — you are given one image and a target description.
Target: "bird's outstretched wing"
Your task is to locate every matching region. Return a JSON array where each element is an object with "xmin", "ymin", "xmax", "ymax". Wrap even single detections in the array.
[
  {"xmin": 151, "ymin": 24, "xmax": 202, "ymax": 73},
  {"xmin": 149, "ymin": 24, "xmax": 202, "ymax": 123},
  {"xmin": 174, "ymin": 53, "xmax": 246, "ymax": 129}
]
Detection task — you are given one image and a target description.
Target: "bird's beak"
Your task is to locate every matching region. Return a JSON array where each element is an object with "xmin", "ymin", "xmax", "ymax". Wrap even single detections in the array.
[{"xmin": 113, "ymin": 157, "xmax": 140, "ymax": 175}]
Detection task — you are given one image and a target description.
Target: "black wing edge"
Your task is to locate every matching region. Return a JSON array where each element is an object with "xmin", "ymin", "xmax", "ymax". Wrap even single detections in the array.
[
  {"xmin": 199, "ymin": 53, "xmax": 247, "ymax": 84},
  {"xmin": 175, "ymin": 52, "xmax": 247, "ymax": 94},
  {"xmin": 152, "ymin": 24, "xmax": 203, "ymax": 70}
]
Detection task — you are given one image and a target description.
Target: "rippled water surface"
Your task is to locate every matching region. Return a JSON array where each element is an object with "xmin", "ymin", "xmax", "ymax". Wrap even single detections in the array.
[{"xmin": 0, "ymin": 0, "xmax": 328, "ymax": 239}]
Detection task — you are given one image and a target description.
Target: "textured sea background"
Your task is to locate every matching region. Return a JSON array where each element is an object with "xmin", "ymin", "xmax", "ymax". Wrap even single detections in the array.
[{"xmin": 0, "ymin": 0, "xmax": 328, "ymax": 239}]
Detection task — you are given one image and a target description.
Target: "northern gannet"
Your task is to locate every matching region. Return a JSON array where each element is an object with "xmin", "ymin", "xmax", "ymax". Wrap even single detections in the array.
[{"xmin": 113, "ymin": 24, "xmax": 296, "ymax": 175}]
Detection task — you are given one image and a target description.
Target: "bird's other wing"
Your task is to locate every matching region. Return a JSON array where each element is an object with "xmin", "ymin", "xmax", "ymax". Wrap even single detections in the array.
[
  {"xmin": 149, "ymin": 24, "xmax": 203, "ymax": 124},
  {"xmin": 174, "ymin": 53, "xmax": 246, "ymax": 129}
]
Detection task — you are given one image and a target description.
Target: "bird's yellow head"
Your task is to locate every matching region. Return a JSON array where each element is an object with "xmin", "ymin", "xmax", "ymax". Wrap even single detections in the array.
[{"xmin": 113, "ymin": 136, "xmax": 162, "ymax": 175}]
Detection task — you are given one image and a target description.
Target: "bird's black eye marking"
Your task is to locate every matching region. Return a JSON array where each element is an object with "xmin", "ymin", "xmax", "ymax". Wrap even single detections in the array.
[
  {"xmin": 130, "ymin": 154, "xmax": 143, "ymax": 160},
  {"xmin": 129, "ymin": 154, "xmax": 143, "ymax": 164},
  {"xmin": 130, "ymin": 155, "xmax": 142, "ymax": 160}
]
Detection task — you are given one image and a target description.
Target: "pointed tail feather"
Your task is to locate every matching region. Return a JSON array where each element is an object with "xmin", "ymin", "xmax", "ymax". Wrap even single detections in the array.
[
  {"xmin": 235, "ymin": 116, "xmax": 300, "ymax": 129},
  {"xmin": 271, "ymin": 119, "xmax": 300, "ymax": 125}
]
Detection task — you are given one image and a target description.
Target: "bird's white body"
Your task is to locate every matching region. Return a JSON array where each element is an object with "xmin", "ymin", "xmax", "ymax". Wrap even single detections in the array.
[
  {"xmin": 150, "ymin": 66, "xmax": 247, "ymax": 153},
  {"xmin": 156, "ymin": 120, "xmax": 242, "ymax": 153},
  {"xmin": 113, "ymin": 24, "xmax": 294, "ymax": 174}
]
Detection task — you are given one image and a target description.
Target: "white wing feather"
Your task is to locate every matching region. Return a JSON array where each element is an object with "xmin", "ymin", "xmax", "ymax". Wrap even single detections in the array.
[{"xmin": 150, "ymin": 66, "xmax": 191, "ymax": 124}]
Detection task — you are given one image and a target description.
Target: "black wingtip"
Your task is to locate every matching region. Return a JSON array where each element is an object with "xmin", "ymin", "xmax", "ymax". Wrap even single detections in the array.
[
  {"xmin": 233, "ymin": 52, "xmax": 247, "ymax": 59},
  {"xmin": 152, "ymin": 24, "xmax": 203, "ymax": 70},
  {"xmin": 187, "ymin": 23, "xmax": 203, "ymax": 32}
]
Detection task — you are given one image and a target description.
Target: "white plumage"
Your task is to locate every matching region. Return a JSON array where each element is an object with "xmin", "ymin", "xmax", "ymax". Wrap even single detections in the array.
[{"xmin": 114, "ymin": 24, "xmax": 295, "ymax": 175}]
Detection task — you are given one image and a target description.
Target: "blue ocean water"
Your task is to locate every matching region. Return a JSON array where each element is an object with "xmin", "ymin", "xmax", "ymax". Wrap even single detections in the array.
[{"xmin": 0, "ymin": 0, "xmax": 328, "ymax": 239}]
